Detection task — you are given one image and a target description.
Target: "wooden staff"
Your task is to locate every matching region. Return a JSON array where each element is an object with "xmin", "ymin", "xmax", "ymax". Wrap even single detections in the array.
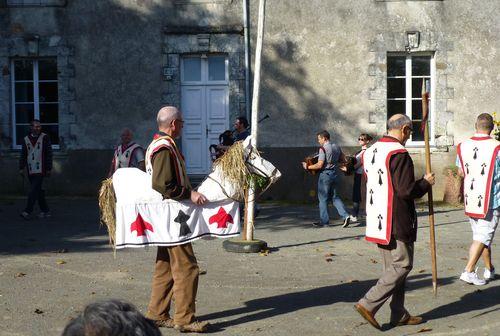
[{"xmin": 422, "ymin": 79, "xmax": 438, "ymax": 296}]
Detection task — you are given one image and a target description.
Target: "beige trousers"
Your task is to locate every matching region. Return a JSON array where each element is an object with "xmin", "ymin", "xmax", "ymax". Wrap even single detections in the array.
[
  {"xmin": 147, "ymin": 243, "xmax": 199, "ymax": 325},
  {"xmin": 358, "ymin": 240, "xmax": 414, "ymax": 323}
]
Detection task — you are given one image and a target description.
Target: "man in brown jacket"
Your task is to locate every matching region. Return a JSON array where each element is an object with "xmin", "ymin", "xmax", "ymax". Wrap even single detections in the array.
[
  {"xmin": 355, "ymin": 114, "xmax": 435, "ymax": 329},
  {"xmin": 145, "ymin": 106, "xmax": 209, "ymax": 333}
]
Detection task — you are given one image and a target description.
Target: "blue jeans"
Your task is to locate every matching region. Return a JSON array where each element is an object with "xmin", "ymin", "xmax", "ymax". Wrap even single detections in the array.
[{"xmin": 318, "ymin": 170, "xmax": 349, "ymax": 224}]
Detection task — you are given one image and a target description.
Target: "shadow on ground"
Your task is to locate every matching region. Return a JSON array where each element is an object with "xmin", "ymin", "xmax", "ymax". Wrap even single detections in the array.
[
  {"xmin": 200, "ymin": 274, "xmax": 476, "ymax": 332},
  {"xmin": 0, "ymin": 198, "xmax": 108, "ymax": 255}
]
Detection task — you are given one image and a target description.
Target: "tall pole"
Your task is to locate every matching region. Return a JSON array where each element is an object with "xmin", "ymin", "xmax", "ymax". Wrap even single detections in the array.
[
  {"xmin": 422, "ymin": 79, "xmax": 438, "ymax": 296},
  {"xmin": 245, "ymin": 0, "xmax": 266, "ymax": 241}
]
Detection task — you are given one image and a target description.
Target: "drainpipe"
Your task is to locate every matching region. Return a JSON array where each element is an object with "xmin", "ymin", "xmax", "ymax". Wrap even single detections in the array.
[{"xmin": 243, "ymin": 0, "xmax": 251, "ymax": 120}]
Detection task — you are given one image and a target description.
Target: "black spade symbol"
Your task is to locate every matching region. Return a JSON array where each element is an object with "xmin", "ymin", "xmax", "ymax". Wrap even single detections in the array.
[
  {"xmin": 478, "ymin": 195, "xmax": 483, "ymax": 208},
  {"xmin": 470, "ymin": 178, "xmax": 475, "ymax": 191},
  {"xmin": 378, "ymin": 214, "xmax": 383, "ymax": 231},
  {"xmin": 369, "ymin": 189, "xmax": 374, "ymax": 205},
  {"xmin": 465, "ymin": 194, "xmax": 468, "ymax": 206},
  {"xmin": 473, "ymin": 147, "xmax": 478, "ymax": 160},
  {"xmin": 377, "ymin": 169, "xmax": 384, "ymax": 186},
  {"xmin": 481, "ymin": 163, "xmax": 486, "ymax": 175},
  {"xmin": 371, "ymin": 148, "xmax": 378, "ymax": 164},
  {"xmin": 465, "ymin": 163, "xmax": 470, "ymax": 174}
]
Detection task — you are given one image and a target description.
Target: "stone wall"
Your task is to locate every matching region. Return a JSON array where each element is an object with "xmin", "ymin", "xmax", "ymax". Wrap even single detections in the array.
[{"xmin": 0, "ymin": 0, "xmax": 498, "ymax": 202}]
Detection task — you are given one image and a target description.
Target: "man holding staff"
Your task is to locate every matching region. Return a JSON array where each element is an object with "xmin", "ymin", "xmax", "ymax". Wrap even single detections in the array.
[
  {"xmin": 354, "ymin": 114, "xmax": 435, "ymax": 330},
  {"xmin": 144, "ymin": 106, "xmax": 209, "ymax": 333},
  {"xmin": 457, "ymin": 113, "xmax": 500, "ymax": 285}
]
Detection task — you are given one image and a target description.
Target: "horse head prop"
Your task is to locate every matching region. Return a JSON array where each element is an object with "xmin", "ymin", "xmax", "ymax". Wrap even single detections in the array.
[{"xmin": 198, "ymin": 136, "xmax": 281, "ymax": 202}]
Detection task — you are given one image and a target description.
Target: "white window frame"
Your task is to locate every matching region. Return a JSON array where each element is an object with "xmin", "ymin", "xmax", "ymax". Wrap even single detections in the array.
[
  {"xmin": 387, "ymin": 52, "xmax": 436, "ymax": 147},
  {"xmin": 11, "ymin": 58, "xmax": 59, "ymax": 149},
  {"xmin": 6, "ymin": 0, "xmax": 66, "ymax": 7},
  {"xmin": 180, "ymin": 54, "xmax": 229, "ymax": 86}
]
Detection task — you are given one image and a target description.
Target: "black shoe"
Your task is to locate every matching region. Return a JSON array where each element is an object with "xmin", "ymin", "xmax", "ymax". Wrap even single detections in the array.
[
  {"xmin": 312, "ymin": 222, "xmax": 329, "ymax": 228},
  {"xmin": 342, "ymin": 216, "xmax": 351, "ymax": 228}
]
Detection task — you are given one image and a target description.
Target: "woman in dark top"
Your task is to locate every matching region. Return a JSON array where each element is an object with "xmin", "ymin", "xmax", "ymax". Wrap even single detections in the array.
[{"xmin": 352, "ymin": 133, "xmax": 373, "ymax": 222}]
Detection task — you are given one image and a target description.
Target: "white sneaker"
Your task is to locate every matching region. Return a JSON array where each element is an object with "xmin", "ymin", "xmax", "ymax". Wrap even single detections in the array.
[
  {"xmin": 460, "ymin": 269, "xmax": 486, "ymax": 285},
  {"xmin": 484, "ymin": 267, "xmax": 495, "ymax": 281},
  {"xmin": 342, "ymin": 216, "xmax": 351, "ymax": 228},
  {"xmin": 350, "ymin": 216, "xmax": 358, "ymax": 223}
]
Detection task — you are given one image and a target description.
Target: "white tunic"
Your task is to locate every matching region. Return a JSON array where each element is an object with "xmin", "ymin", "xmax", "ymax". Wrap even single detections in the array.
[
  {"xmin": 24, "ymin": 133, "xmax": 47, "ymax": 175},
  {"xmin": 457, "ymin": 135, "xmax": 500, "ymax": 219},
  {"xmin": 363, "ymin": 137, "xmax": 407, "ymax": 245},
  {"xmin": 113, "ymin": 142, "xmax": 142, "ymax": 171}
]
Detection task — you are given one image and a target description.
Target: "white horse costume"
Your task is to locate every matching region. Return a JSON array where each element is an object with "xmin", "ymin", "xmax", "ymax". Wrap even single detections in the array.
[{"xmin": 108, "ymin": 137, "xmax": 281, "ymax": 249}]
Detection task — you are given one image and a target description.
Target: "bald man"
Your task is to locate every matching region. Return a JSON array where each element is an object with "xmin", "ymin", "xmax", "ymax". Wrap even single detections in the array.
[
  {"xmin": 354, "ymin": 114, "xmax": 435, "ymax": 330},
  {"xmin": 108, "ymin": 128, "xmax": 145, "ymax": 176},
  {"xmin": 144, "ymin": 106, "xmax": 209, "ymax": 333}
]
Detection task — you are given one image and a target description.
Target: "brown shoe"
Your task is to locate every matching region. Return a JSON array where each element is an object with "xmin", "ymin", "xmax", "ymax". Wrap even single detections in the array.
[
  {"xmin": 174, "ymin": 320, "xmax": 210, "ymax": 333},
  {"xmin": 151, "ymin": 318, "xmax": 174, "ymax": 328},
  {"xmin": 391, "ymin": 315, "xmax": 423, "ymax": 327},
  {"xmin": 354, "ymin": 304, "xmax": 381, "ymax": 330}
]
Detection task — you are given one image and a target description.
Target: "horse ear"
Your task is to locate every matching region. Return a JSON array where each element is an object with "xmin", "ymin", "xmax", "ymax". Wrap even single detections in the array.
[{"xmin": 243, "ymin": 135, "xmax": 253, "ymax": 148}]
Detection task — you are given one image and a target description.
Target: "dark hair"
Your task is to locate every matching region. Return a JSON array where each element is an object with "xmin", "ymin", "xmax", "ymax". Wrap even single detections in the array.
[
  {"xmin": 236, "ymin": 116, "xmax": 249, "ymax": 128},
  {"xmin": 358, "ymin": 133, "xmax": 373, "ymax": 142},
  {"xmin": 476, "ymin": 113, "xmax": 494, "ymax": 132},
  {"xmin": 316, "ymin": 130, "xmax": 330, "ymax": 140},
  {"xmin": 30, "ymin": 119, "xmax": 41, "ymax": 125},
  {"xmin": 61, "ymin": 299, "xmax": 161, "ymax": 336}
]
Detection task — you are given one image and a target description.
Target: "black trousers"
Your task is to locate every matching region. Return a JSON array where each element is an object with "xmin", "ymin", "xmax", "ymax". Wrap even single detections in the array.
[{"xmin": 25, "ymin": 175, "xmax": 49, "ymax": 213}]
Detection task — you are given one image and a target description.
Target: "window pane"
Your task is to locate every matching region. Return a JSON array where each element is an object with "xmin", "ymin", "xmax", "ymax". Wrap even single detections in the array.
[
  {"xmin": 15, "ymin": 82, "xmax": 34, "ymax": 102},
  {"xmin": 15, "ymin": 103, "xmax": 35, "ymax": 123},
  {"xmin": 387, "ymin": 78, "xmax": 405, "ymax": 98},
  {"xmin": 14, "ymin": 60, "xmax": 33, "ymax": 80},
  {"xmin": 39, "ymin": 59, "xmax": 57, "ymax": 80},
  {"xmin": 16, "ymin": 124, "xmax": 31, "ymax": 145},
  {"xmin": 39, "ymin": 82, "xmax": 58, "ymax": 102},
  {"xmin": 183, "ymin": 58, "xmax": 201, "ymax": 81},
  {"xmin": 43, "ymin": 124, "xmax": 59, "ymax": 145},
  {"xmin": 387, "ymin": 56, "xmax": 405, "ymax": 77},
  {"xmin": 40, "ymin": 104, "xmax": 58, "ymax": 123},
  {"xmin": 412, "ymin": 78, "xmax": 431, "ymax": 98},
  {"xmin": 412, "ymin": 100, "xmax": 423, "ymax": 119},
  {"xmin": 411, "ymin": 121, "xmax": 424, "ymax": 141},
  {"xmin": 412, "ymin": 56, "xmax": 430, "ymax": 76},
  {"xmin": 387, "ymin": 100, "xmax": 406, "ymax": 118},
  {"xmin": 208, "ymin": 56, "xmax": 226, "ymax": 81}
]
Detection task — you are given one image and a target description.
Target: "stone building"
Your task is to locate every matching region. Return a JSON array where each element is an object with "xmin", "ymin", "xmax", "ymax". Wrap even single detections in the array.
[{"xmin": 0, "ymin": 0, "xmax": 499, "ymax": 203}]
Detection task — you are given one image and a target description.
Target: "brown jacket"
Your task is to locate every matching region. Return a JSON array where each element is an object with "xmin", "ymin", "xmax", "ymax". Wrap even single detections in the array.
[
  {"xmin": 151, "ymin": 148, "xmax": 191, "ymax": 200},
  {"xmin": 386, "ymin": 138, "xmax": 431, "ymax": 243}
]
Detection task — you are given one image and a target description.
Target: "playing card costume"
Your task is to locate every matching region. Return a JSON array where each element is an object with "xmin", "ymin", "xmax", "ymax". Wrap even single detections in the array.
[
  {"xmin": 357, "ymin": 135, "xmax": 431, "ymax": 324},
  {"xmin": 457, "ymin": 135, "xmax": 500, "ymax": 219},
  {"xmin": 109, "ymin": 141, "xmax": 145, "ymax": 175},
  {"xmin": 19, "ymin": 132, "xmax": 53, "ymax": 216}
]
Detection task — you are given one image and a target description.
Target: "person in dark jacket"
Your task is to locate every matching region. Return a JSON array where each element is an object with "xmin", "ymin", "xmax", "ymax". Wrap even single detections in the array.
[
  {"xmin": 354, "ymin": 114, "xmax": 435, "ymax": 330},
  {"xmin": 19, "ymin": 119, "xmax": 53, "ymax": 219}
]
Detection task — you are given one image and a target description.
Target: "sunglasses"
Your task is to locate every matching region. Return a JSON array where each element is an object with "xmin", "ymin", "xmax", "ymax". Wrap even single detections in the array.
[{"xmin": 358, "ymin": 138, "xmax": 367, "ymax": 141}]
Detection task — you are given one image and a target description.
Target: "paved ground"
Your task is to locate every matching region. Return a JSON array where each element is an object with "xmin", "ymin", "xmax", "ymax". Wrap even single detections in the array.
[{"xmin": 0, "ymin": 198, "xmax": 498, "ymax": 336}]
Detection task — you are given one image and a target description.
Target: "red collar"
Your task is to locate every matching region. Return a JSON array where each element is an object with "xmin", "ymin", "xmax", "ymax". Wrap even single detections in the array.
[
  {"xmin": 471, "ymin": 135, "xmax": 492, "ymax": 141},
  {"xmin": 379, "ymin": 135, "xmax": 403, "ymax": 145}
]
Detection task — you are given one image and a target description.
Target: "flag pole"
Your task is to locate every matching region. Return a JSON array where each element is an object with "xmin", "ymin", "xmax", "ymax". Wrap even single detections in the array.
[
  {"xmin": 245, "ymin": 0, "xmax": 266, "ymax": 241},
  {"xmin": 422, "ymin": 79, "xmax": 438, "ymax": 296}
]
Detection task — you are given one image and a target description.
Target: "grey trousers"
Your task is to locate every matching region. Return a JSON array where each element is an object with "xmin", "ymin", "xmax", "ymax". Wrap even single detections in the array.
[{"xmin": 358, "ymin": 240, "xmax": 414, "ymax": 323}]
